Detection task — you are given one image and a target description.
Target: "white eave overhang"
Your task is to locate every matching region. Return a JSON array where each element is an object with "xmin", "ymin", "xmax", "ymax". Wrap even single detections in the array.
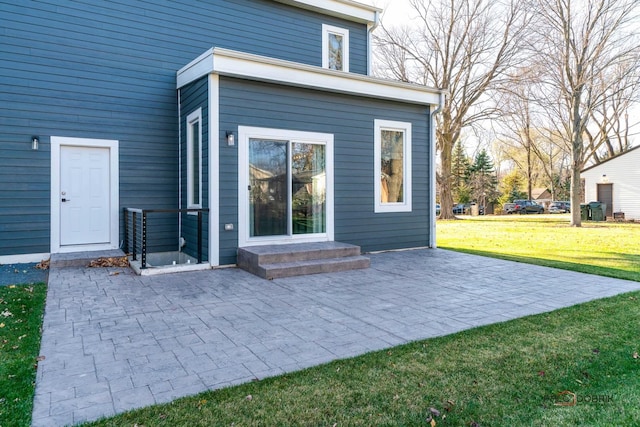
[
  {"xmin": 274, "ymin": 0, "xmax": 381, "ymax": 24},
  {"xmin": 177, "ymin": 48, "xmax": 443, "ymax": 106}
]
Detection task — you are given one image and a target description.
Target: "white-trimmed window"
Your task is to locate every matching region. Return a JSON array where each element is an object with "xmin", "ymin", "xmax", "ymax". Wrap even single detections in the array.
[
  {"xmin": 374, "ymin": 119, "xmax": 412, "ymax": 213},
  {"xmin": 322, "ymin": 24, "xmax": 349, "ymax": 72},
  {"xmin": 186, "ymin": 108, "xmax": 202, "ymax": 210}
]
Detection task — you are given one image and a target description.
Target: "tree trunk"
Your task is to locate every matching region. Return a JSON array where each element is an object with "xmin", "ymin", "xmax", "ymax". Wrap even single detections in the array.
[
  {"xmin": 439, "ymin": 141, "xmax": 455, "ymax": 219},
  {"xmin": 570, "ymin": 91, "xmax": 583, "ymax": 227}
]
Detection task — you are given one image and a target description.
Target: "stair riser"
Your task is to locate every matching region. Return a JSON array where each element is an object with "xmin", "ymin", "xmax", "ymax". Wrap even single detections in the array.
[
  {"xmin": 261, "ymin": 258, "xmax": 370, "ymax": 280},
  {"xmin": 254, "ymin": 247, "xmax": 361, "ymax": 264}
]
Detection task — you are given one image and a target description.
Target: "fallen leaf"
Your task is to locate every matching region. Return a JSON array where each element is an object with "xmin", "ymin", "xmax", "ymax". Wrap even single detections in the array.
[
  {"xmin": 633, "ymin": 352, "xmax": 638, "ymax": 359},
  {"xmin": 0, "ymin": 323, "xmax": 4, "ymax": 328},
  {"xmin": 430, "ymin": 407, "xmax": 441, "ymax": 417},
  {"xmin": 430, "ymin": 419, "xmax": 436, "ymax": 427},
  {"xmin": 1, "ymin": 310, "xmax": 12, "ymax": 317},
  {"xmin": 36, "ymin": 355, "xmax": 46, "ymax": 362},
  {"xmin": 88, "ymin": 256, "xmax": 129, "ymax": 268},
  {"xmin": 538, "ymin": 371, "xmax": 545, "ymax": 376},
  {"xmin": 18, "ymin": 334, "xmax": 27, "ymax": 340},
  {"xmin": 35, "ymin": 259, "xmax": 50, "ymax": 270},
  {"xmin": 425, "ymin": 415, "xmax": 432, "ymax": 423},
  {"xmin": 108, "ymin": 271, "xmax": 120, "ymax": 276},
  {"xmin": 245, "ymin": 395, "xmax": 253, "ymax": 401},
  {"xmin": 8, "ymin": 285, "xmax": 15, "ymax": 289},
  {"xmin": 575, "ymin": 379, "xmax": 583, "ymax": 384}
]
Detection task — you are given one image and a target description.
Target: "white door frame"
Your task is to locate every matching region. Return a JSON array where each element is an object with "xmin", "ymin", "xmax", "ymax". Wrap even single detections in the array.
[
  {"xmin": 237, "ymin": 126, "xmax": 334, "ymax": 247},
  {"xmin": 51, "ymin": 136, "xmax": 120, "ymax": 253}
]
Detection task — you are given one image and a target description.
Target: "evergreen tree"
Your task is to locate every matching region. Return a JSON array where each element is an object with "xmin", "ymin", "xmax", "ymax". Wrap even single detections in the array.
[
  {"xmin": 468, "ymin": 149, "xmax": 499, "ymax": 207},
  {"xmin": 452, "ymin": 141, "xmax": 472, "ymax": 203}
]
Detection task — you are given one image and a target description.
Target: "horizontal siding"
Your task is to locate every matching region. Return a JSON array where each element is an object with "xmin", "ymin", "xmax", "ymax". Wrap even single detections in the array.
[
  {"xmin": 582, "ymin": 148, "xmax": 640, "ymax": 220},
  {"xmin": 0, "ymin": 0, "xmax": 368, "ymax": 256},
  {"xmin": 218, "ymin": 77, "xmax": 432, "ymax": 264}
]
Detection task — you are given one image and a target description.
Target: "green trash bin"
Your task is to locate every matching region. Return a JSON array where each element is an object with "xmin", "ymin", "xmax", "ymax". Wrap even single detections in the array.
[
  {"xmin": 580, "ymin": 204, "xmax": 590, "ymax": 221},
  {"xmin": 589, "ymin": 201, "xmax": 606, "ymax": 221}
]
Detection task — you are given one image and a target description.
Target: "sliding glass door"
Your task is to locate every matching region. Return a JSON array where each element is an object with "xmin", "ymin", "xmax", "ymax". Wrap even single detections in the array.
[{"xmin": 248, "ymin": 138, "xmax": 326, "ymax": 238}]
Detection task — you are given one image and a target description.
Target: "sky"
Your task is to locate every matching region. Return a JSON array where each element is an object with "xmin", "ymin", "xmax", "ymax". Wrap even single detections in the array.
[{"xmin": 367, "ymin": 0, "xmax": 416, "ymax": 27}]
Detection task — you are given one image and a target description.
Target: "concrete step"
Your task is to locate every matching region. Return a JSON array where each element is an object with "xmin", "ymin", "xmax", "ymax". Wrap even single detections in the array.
[
  {"xmin": 50, "ymin": 249, "xmax": 126, "ymax": 268},
  {"xmin": 256, "ymin": 255, "xmax": 370, "ymax": 280},
  {"xmin": 238, "ymin": 241, "xmax": 362, "ymax": 265},
  {"xmin": 237, "ymin": 242, "xmax": 369, "ymax": 279}
]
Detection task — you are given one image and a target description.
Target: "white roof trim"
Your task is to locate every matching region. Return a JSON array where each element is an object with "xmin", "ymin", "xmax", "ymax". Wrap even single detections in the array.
[
  {"xmin": 273, "ymin": 0, "xmax": 381, "ymax": 24},
  {"xmin": 177, "ymin": 48, "xmax": 443, "ymax": 106}
]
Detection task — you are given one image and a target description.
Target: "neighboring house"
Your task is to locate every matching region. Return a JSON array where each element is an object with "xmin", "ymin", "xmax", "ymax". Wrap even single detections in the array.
[
  {"xmin": 0, "ymin": 0, "xmax": 443, "ymax": 266},
  {"xmin": 581, "ymin": 146, "xmax": 640, "ymax": 220},
  {"xmin": 531, "ymin": 188, "xmax": 552, "ymax": 209}
]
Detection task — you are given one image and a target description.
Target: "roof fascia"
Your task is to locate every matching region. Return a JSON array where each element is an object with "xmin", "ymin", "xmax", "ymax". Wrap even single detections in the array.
[
  {"xmin": 272, "ymin": 0, "xmax": 381, "ymax": 24},
  {"xmin": 177, "ymin": 47, "xmax": 443, "ymax": 106}
]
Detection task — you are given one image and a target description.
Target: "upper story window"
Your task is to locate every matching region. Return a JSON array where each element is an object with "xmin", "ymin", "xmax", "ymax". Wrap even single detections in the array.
[
  {"xmin": 322, "ymin": 24, "xmax": 349, "ymax": 72},
  {"xmin": 374, "ymin": 119, "xmax": 412, "ymax": 213},
  {"xmin": 186, "ymin": 108, "xmax": 202, "ymax": 210}
]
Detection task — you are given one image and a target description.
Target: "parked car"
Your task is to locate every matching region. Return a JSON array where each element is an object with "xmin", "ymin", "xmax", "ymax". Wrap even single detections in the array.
[
  {"xmin": 503, "ymin": 202, "xmax": 516, "ymax": 214},
  {"xmin": 549, "ymin": 201, "xmax": 568, "ymax": 213},
  {"xmin": 452, "ymin": 203, "xmax": 484, "ymax": 215},
  {"xmin": 452, "ymin": 203, "xmax": 467, "ymax": 214},
  {"xmin": 514, "ymin": 200, "xmax": 544, "ymax": 214},
  {"xmin": 436, "ymin": 203, "xmax": 441, "ymax": 216}
]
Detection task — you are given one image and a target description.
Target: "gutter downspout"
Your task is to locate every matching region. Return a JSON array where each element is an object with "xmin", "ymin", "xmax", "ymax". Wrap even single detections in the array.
[
  {"xmin": 177, "ymin": 89, "xmax": 182, "ymax": 251},
  {"xmin": 429, "ymin": 91, "xmax": 446, "ymax": 248},
  {"xmin": 367, "ymin": 10, "xmax": 380, "ymax": 75}
]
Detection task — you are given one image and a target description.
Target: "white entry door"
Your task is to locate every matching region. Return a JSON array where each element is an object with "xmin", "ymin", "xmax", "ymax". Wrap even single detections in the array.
[{"xmin": 60, "ymin": 146, "xmax": 111, "ymax": 246}]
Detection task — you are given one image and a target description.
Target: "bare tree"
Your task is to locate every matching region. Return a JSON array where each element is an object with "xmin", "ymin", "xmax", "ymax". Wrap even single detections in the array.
[
  {"xmin": 374, "ymin": 0, "xmax": 530, "ymax": 219},
  {"xmin": 532, "ymin": 0, "xmax": 640, "ymax": 226},
  {"xmin": 585, "ymin": 60, "xmax": 640, "ymax": 163}
]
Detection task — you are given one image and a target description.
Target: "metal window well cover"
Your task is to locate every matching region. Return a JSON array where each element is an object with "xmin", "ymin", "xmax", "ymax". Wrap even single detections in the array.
[{"xmin": 128, "ymin": 251, "xmax": 211, "ymax": 276}]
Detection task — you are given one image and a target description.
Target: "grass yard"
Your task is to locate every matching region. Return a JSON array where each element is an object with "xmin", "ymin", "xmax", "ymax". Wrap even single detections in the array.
[
  {"xmin": 0, "ymin": 283, "xmax": 47, "ymax": 427},
  {"xmin": 84, "ymin": 291, "xmax": 640, "ymax": 427},
  {"xmin": 7, "ymin": 216, "xmax": 639, "ymax": 426},
  {"xmin": 437, "ymin": 215, "xmax": 640, "ymax": 282},
  {"xmin": 77, "ymin": 215, "xmax": 640, "ymax": 427}
]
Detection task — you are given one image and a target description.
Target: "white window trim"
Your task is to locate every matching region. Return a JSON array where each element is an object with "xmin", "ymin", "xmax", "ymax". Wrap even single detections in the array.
[
  {"xmin": 374, "ymin": 119, "xmax": 412, "ymax": 213},
  {"xmin": 186, "ymin": 108, "xmax": 203, "ymax": 212},
  {"xmin": 322, "ymin": 24, "xmax": 349, "ymax": 72},
  {"xmin": 238, "ymin": 126, "xmax": 334, "ymax": 247}
]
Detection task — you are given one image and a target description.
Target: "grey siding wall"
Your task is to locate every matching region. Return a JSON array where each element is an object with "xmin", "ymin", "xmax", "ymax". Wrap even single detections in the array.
[
  {"xmin": 0, "ymin": 0, "xmax": 368, "ymax": 257},
  {"xmin": 219, "ymin": 77, "xmax": 432, "ymax": 265},
  {"xmin": 179, "ymin": 78, "xmax": 210, "ymax": 261}
]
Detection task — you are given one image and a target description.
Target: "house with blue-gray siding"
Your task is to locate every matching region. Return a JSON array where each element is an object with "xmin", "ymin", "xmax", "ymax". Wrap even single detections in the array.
[{"xmin": 0, "ymin": 0, "xmax": 443, "ymax": 268}]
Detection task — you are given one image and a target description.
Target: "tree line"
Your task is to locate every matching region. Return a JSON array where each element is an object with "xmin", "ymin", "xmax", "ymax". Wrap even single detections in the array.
[{"xmin": 374, "ymin": 0, "xmax": 640, "ymax": 225}]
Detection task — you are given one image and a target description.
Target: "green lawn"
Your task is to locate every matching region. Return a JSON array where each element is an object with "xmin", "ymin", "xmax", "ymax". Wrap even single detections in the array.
[
  {"xmin": 85, "ymin": 291, "xmax": 640, "ymax": 427},
  {"xmin": 79, "ymin": 216, "xmax": 640, "ymax": 427},
  {"xmin": 437, "ymin": 215, "xmax": 640, "ymax": 282},
  {"xmin": 7, "ymin": 217, "xmax": 640, "ymax": 426},
  {"xmin": 0, "ymin": 283, "xmax": 47, "ymax": 427}
]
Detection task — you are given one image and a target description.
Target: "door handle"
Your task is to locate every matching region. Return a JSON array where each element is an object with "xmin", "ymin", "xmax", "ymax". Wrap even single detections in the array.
[{"xmin": 61, "ymin": 198, "xmax": 70, "ymax": 202}]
